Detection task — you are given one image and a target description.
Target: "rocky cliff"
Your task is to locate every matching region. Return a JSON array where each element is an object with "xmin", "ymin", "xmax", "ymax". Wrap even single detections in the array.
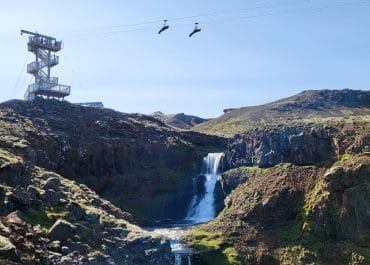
[
  {"xmin": 224, "ymin": 126, "xmax": 338, "ymax": 169},
  {"xmin": 0, "ymin": 98, "xmax": 226, "ymax": 223},
  {"xmin": 190, "ymin": 119, "xmax": 370, "ymax": 265},
  {"xmin": 0, "ymin": 148, "xmax": 173, "ymax": 265}
]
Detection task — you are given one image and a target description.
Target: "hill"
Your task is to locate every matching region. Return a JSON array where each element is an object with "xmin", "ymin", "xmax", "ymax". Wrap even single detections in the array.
[
  {"xmin": 194, "ymin": 89, "xmax": 370, "ymax": 137},
  {"xmin": 151, "ymin": 111, "xmax": 209, "ymax": 129}
]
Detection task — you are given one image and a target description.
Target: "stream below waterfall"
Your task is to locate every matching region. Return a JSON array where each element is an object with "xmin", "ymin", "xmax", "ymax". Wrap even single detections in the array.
[{"xmin": 147, "ymin": 153, "xmax": 224, "ymax": 265}]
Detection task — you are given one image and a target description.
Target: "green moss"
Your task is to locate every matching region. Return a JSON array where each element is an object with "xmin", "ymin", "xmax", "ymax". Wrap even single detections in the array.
[
  {"xmin": 21, "ymin": 208, "xmax": 70, "ymax": 231},
  {"xmin": 46, "ymin": 210, "xmax": 69, "ymax": 220},
  {"xmin": 278, "ymin": 245, "xmax": 319, "ymax": 265},
  {"xmin": 303, "ymin": 177, "xmax": 329, "ymax": 216},
  {"xmin": 21, "ymin": 209, "xmax": 54, "ymax": 230},
  {"xmin": 0, "ymin": 135, "xmax": 28, "ymax": 149},
  {"xmin": 0, "ymin": 148, "xmax": 21, "ymax": 168},
  {"xmin": 192, "ymin": 230, "xmax": 225, "ymax": 251},
  {"xmin": 222, "ymin": 247, "xmax": 242, "ymax": 265},
  {"xmin": 190, "ymin": 230, "xmax": 242, "ymax": 265}
]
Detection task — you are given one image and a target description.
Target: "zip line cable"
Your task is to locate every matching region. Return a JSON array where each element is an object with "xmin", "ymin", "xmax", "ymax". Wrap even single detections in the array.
[
  {"xmin": 17, "ymin": 71, "xmax": 33, "ymax": 98},
  {"xmin": 62, "ymin": 0, "xmax": 370, "ymax": 39},
  {"xmin": 165, "ymin": 0, "xmax": 305, "ymax": 22},
  {"xmin": 195, "ymin": 0, "xmax": 370, "ymax": 26},
  {"xmin": 59, "ymin": 0, "xmax": 306, "ymax": 36},
  {"xmin": 11, "ymin": 51, "xmax": 29, "ymax": 98}
]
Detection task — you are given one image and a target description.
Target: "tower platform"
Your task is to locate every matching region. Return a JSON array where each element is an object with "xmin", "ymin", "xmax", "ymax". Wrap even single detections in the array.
[{"xmin": 21, "ymin": 30, "xmax": 71, "ymax": 101}]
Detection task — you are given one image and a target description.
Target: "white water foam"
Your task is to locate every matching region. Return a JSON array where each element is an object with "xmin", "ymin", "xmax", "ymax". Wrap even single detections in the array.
[{"xmin": 185, "ymin": 153, "xmax": 224, "ymax": 223}]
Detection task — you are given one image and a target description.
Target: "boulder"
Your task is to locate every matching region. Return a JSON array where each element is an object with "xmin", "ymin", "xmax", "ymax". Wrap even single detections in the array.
[
  {"xmin": 84, "ymin": 211, "xmax": 100, "ymax": 223},
  {"xmin": 26, "ymin": 185, "xmax": 40, "ymax": 199},
  {"xmin": 44, "ymin": 177, "xmax": 61, "ymax": 190},
  {"xmin": 48, "ymin": 219, "xmax": 76, "ymax": 242},
  {"xmin": 0, "ymin": 235, "xmax": 18, "ymax": 261},
  {"xmin": 90, "ymin": 197, "xmax": 102, "ymax": 207},
  {"xmin": 0, "ymin": 151, "xmax": 32, "ymax": 188},
  {"xmin": 40, "ymin": 189, "xmax": 61, "ymax": 206},
  {"xmin": 6, "ymin": 211, "xmax": 25, "ymax": 226},
  {"xmin": 67, "ymin": 202, "xmax": 85, "ymax": 221},
  {"xmin": 12, "ymin": 186, "xmax": 31, "ymax": 206}
]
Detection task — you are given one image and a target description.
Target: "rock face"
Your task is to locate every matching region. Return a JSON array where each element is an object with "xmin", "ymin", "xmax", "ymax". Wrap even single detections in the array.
[
  {"xmin": 317, "ymin": 162, "xmax": 370, "ymax": 247},
  {"xmin": 0, "ymin": 98, "xmax": 226, "ymax": 223},
  {"xmin": 191, "ymin": 122, "xmax": 370, "ymax": 265},
  {"xmin": 0, "ymin": 149, "xmax": 174, "ymax": 265},
  {"xmin": 0, "ymin": 149, "xmax": 32, "ymax": 188},
  {"xmin": 225, "ymin": 126, "xmax": 338, "ymax": 168}
]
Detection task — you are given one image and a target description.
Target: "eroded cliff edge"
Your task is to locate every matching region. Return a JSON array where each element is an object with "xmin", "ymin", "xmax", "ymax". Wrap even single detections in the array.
[{"xmin": 190, "ymin": 121, "xmax": 370, "ymax": 265}]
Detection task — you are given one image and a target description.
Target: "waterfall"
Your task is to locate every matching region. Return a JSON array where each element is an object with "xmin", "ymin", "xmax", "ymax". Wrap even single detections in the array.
[
  {"xmin": 151, "ymin": 153, "xmax": 224, "ymax": 265},
  {"xmin": 185, "ymin": 152, "xmax": 224, "ymax": 223}
]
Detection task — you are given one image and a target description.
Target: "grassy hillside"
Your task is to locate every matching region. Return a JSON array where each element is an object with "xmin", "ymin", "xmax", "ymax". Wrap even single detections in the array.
[{"xmin": 194, "ymin": 89, "xmax": 370, "ymax": 137}]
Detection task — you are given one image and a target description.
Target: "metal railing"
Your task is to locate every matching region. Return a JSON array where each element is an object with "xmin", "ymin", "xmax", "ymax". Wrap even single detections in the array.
[
  {"xmin": 27, "ymin": 36, "xmax": 62, "ymax": 52},
  {"xmin": 25, "ymin": 82, "xmax": 71, "ymax": 99},
  {"xmin": 27, "ymin": 55, "xmax": 59, "ymax": 73}
]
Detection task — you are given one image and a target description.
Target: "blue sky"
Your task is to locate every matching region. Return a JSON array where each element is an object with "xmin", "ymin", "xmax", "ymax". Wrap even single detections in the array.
[{"xmin": 1, "ymin": 0, "xmax": 370, "ymax": 117}]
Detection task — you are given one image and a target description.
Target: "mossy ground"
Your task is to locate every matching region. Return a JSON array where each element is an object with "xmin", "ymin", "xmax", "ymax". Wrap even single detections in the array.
[
  {"xmin": 20, "ymin": 207, "xmax": 69, "ymax": 232},
  {"xmin": 190, "ymin": 230, "xmax": 242, "ymax": 265}
]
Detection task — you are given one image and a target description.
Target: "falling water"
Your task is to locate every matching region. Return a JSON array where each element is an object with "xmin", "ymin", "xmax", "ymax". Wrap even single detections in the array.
[
  {"xmin": 150, "ymin": 153, "xmax": 224, "ymax": 265},
  {"xmin": 186, "ymin": 152, "xmax": 224, "ymax": 223}
]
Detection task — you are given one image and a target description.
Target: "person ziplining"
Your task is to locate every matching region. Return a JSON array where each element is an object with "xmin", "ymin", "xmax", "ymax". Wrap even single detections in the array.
[
  {"xmin": 158, "ymin": 20, "xmax": 202, "ymax": 37},
  {"xmin": 189, "ymin": 23, "xmax": 201, "ymax": 37},
  {"xmin": 158, "ymin": 20, "xmax": 169, "ymax": 34}
]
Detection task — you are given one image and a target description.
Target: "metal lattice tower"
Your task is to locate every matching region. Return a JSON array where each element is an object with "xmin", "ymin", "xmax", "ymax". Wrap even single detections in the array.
[{"xmin": 21, "ymin": 30, "xmax": 71, "ymax": 101}]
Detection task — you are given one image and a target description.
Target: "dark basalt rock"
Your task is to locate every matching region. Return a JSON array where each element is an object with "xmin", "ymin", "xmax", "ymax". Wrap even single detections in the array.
[
  {"xmin": 225, "ymin": 126, "xmax": 338, "ymax": 169},
  {"xmin": 48, "ymin": 219, "xmax": 76, "ymax": 242},
  {"xmin": 0, "ymin": 155, "xmax": 32, "ymax": 188},
  {"xmin": 316, "ymin": 162, "xmax": 370, "ymax": 247},
  {"xmin": 12, "ymin": 186, "xmax": 31, "ymax": 207},
  {"xmin": 40, "ymin": 189, "xmax": 62, "ymax": 206},
  {"xmin": 43, "ymin": 177, "xmax": 61, "ymax": 190},
  {"xmin": 0, "ymin": 98, "xmax": 226, "ymax": 223}
]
